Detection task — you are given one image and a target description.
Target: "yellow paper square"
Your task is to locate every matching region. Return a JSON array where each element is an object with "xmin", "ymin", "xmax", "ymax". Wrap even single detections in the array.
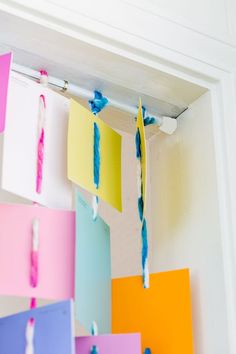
[
  {"xmin": 112, "ymin": 269, "xmax": 194, "ymax": 354},
  {"xmin": 67, "ymin": 99, "xmax": 122, "ymax": 211},
  {"xmin": 137, "ymin": 100, "xmax": 147, "ymax": 216}
]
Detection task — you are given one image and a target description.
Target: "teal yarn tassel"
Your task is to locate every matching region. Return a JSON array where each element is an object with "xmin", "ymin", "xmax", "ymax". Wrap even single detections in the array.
[
  {"xmin": 144, "ymin": 116, "xmax": 156, "ymax": 126},
  {"xmin": 135, "ymin": 106, "xmax": 149, "ymax": 288},
  {"xmin": 138, "ymin": 196, "xmax": 144, "ymax": 221},
  {"xmin": 136, "ymin": 127, "xmax": 143, "ymax": 221},
  {"xmin": 144, "ymin": 349, "xmax": 151, "ymax": 354},
  {"xmin": 141, "ymin": 105, "xmax": 156, "ymax": 126},
  {"xmin": 88, "ymin": 91, "xmax": 108, "ymax": 220},
  {"xmin": 142, "ymin": 218, "xmax": 149, "ymax": 288},
  {"xmin": 91, "ymin": 345, "xmax": 98, "ymax": 354},
  {"xmin": 141, "ymin": 219, "xmax": 148, "ymax": 270},
  {"xmin": 93, "ymin": 122, "xmax": 100, "ymax": 189},
  {"xmin": 91, "ymin": 321, "xmax": 98, "ymax": 336},
  {"xmin": 91, "ymin": 322, "xmax": 98, "ymax": 354},
  {"xmin": 89, "ymin": 91, "xmax": 108, "ymax": 115},
  {"xmin": 135, "ymin": 129, "xmax": 141, "ymax": 159}
]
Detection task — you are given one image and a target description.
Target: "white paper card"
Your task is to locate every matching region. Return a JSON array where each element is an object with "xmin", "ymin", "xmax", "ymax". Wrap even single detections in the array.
[{"xmin": 1, "ymin": 72, "xmax": 72, "ymax": 209}]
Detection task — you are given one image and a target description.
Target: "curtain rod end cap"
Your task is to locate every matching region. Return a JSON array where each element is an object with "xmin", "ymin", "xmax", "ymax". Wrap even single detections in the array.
[{"xmin": 159, "ymin": 116, "xmax": 177, "ymax": 134}]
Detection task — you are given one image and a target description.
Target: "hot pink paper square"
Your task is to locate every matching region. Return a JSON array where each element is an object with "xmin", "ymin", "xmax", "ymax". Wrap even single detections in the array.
[
  {"xmin": 0, "ymin": 52, "xmax": 12, "ymax": 133},
  {"xmin": 0, "ymin": 203, "xmax": 75, "ymax": 300}
]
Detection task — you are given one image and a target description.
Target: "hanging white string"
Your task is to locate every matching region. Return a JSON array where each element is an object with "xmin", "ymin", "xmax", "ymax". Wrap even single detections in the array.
[
  {"xmin": 91, "ymin": 321, "xmax": 99, "ymax": 354},
  {"xmin": 25, "ymin": 320, "xmax": 35, "ymax": 354}
]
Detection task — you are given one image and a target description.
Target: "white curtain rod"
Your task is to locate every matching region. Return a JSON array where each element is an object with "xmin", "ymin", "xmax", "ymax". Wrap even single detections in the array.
[{"xmin": 11, "ymin": 62, "xmax": 178, "ymax": 135}]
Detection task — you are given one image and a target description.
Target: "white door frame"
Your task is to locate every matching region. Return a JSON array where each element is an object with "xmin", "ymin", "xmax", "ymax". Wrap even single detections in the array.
[{"xmin": 0, "ymin": 1, "xmax": 236, "ymax": 352}]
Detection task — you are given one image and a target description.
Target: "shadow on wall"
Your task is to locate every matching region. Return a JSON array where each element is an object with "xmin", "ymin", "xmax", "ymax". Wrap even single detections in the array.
[{"xmin": 150, "ymin": 130, "xmax": 192, "ymax": 239}]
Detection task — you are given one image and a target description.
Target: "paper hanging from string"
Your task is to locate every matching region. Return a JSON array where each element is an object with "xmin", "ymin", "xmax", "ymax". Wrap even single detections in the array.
[
  {"xmin": 75, "ymin": 191, "xmax": 111, "ymax": 334},
  {"xmin": 136, "ymin": 100, "xmax": 149, "ymax": 288},
  {"xmin": 0, "ymin": 203, "xmax": 75, "ymax": 300},
  {"xmin": 112, "ymin": 269, "xmax": 194, "ymax": 354},
  {"xmin": 0, "ymin": 300, "xmax": 75, "ymax": 354},
  {"xmin": 136, "ymin": 100, "xmax": 147, "ymax": 216},
  {"xmin": 1, "ymin": 71, "xmax": 72, "ymax": 209},
  {"xmin": 67, "ymin": 99, "xmax": 122, "ymax": 211},
  {"xmin": 0, "ymin": 52, "xmax": 12, "ymax": 133}
]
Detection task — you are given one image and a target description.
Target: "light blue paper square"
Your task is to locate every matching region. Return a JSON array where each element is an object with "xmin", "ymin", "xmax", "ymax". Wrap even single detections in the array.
[{"xmin": 75, "ymin": 191, "xmax": 111, "ymax": 334}]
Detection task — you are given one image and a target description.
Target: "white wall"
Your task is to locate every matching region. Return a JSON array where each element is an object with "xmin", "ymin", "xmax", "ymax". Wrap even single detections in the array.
[{"xmin": 149, "ymin": 91, "xmax": 229, "ymax": 353}]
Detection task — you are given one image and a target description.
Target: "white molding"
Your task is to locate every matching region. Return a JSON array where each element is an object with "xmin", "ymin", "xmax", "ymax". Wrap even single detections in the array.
[
  {"xmin": 121, "ymin": 0, "xmax": 236, "ymax": 47},
  {"xmin": 0, "ymin": 1, "xmax": 236, "ymax": 352},
  {"xmin": 210, "ymin": 74, "xmax": 236, "ymax": 353},
  {"xmin": 0, "ymin": 0, "xmax": 236, "ymax": 74}
]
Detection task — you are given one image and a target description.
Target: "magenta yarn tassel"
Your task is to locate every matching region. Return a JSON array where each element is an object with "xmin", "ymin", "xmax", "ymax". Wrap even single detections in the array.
[
  {"xmin": 36, "ymin": 94, "xmax": 46, "ymax": 194},
  {"xmin": 36, "ymin": 128, "xmax": 44, "ymax": 194},
  {"xmin": 30, "ymin": 251, "xmax": 39, "ymax": 288}
]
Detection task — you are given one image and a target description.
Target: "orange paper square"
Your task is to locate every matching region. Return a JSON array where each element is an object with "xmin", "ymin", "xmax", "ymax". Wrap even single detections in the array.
[{"xmin": 112, "ymin": 269, "xmax": 194, "ymax": 354}]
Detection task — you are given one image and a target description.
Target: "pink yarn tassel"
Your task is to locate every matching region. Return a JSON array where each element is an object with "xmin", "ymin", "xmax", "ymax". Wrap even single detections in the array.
[
  {"xmin": 36, "ymin": 128, "xmax": 44, "ymax": 194},
  {"xmin": 36, "ymin": 95, "xmax": 46, "ymax": 194},
  {"xmin": 29, "ymin": 297, "xmax": 36, "ymax": 325},
  {"xmin": 30, "ymin": 251, "xmax": 39, "ymax": 288},
  {"xmin": 30, "ymin": 298, "xmax": 37, "ymax": 310},
  {"xmin": 29, "ymin": 218, "xmax": 39, "ymax": 316}
]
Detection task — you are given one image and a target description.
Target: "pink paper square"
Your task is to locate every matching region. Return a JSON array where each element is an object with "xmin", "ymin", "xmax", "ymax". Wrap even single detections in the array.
[
  {"xmin": 0, "ymin": 52, "xmax": 12, "ymax": 133},
  {"xmin": 0, "ymin": 203, "xmax": 75, "ymax": 300}
]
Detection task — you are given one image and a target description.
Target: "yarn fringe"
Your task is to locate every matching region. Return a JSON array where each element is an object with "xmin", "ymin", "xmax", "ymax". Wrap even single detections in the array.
[
  {"xmin": 36, "ymin": 95, "xmax": 46, "ymax": 194},
  {"xmin": 93, "ymin": 122, "xmax": 100, "ymax": 189},
  {"xmin": 91, "ymin": 321, "xmax": 98, "ymax": 336},
  {"xmin": 91, "ymin": 345, "xmax": 99, "ymax": 354},
  {"xmin": 135, "ymin": 106, "xmax": 150, "ymax": 288},
  {"xmin": 89, "ymin": 91, "xmax": 108, "ymax": 219}
]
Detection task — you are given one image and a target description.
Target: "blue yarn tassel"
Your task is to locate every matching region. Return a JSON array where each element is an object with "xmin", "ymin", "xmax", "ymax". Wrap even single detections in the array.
[
  {"xmin": 135, "ymin": 105, "xmax": 149, "ymax": 288},
  {"xmin": 89, "ymin": 90, "xmax": 108, "ymax": 115},
  {"xmin": 144, "ymin": 116, "xmax": 156, "ymax": 126},
  {"xmin": 144, "ymin": 349, "xmax": 151, "ymax": 354},
  {"xmin": 141, "ymin": 219, "xmax": 148, "ymax": 272},
  {"xmin": 138, "ymin": 196, "xmax": 144, "ymax": 221},
  {"xmin": 91, "ymin": 345, "xmax": 98, "ymax": 354},
  {"xmin": 89, "ymin": 91, "xmax": 108, "ymax": 220},
  {"xmin": 93, "ymin": 122, "xmax": 100, "ymax": 189},
  {"xmin": 135, "ymin": 129, "xmax": 141, "ymax": 159},
  {"xmin": 142, "ymin": 105, "xmax": 156, "ymax": 126}
]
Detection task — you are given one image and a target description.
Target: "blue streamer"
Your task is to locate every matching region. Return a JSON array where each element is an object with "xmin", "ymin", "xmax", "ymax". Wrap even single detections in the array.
[
  {"xmin": 135, "ymin": 129, "xmax": 141, "ymax": 159},
  {"xmin": 93, "ymin": 122, "xmax": 100, "ymax": 189},
  {"xmin": 135, "ymin": 106, "xmax": 149, "ymax": 288},
  {"xmin": 138, "ymin": 105, "xmax": 156, "ymax": 126},
  {"xmin": 88, "ymin": 91, "xmax": 108, "ymax": 220},
  {"xmin": 138, "ymin": 196, "xmax": 144, "ymax": 221},
  {"xmin": 91, "ymin": 345, "xmax": 99, "ymax": 354},
  {"xmin": 89, "ymin": 90, "xmax": 108, "ymax": 115},
  {"xmin": 144, "ymin": 116, "xmax": 156, "ymax": 126},
  {"xmin": 141, "ymin": 218, "xmax": 148, "ymax": 272},
  {"xmin": 144, "ymin": 349, "xmax": 151, "ymax": 354}
]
